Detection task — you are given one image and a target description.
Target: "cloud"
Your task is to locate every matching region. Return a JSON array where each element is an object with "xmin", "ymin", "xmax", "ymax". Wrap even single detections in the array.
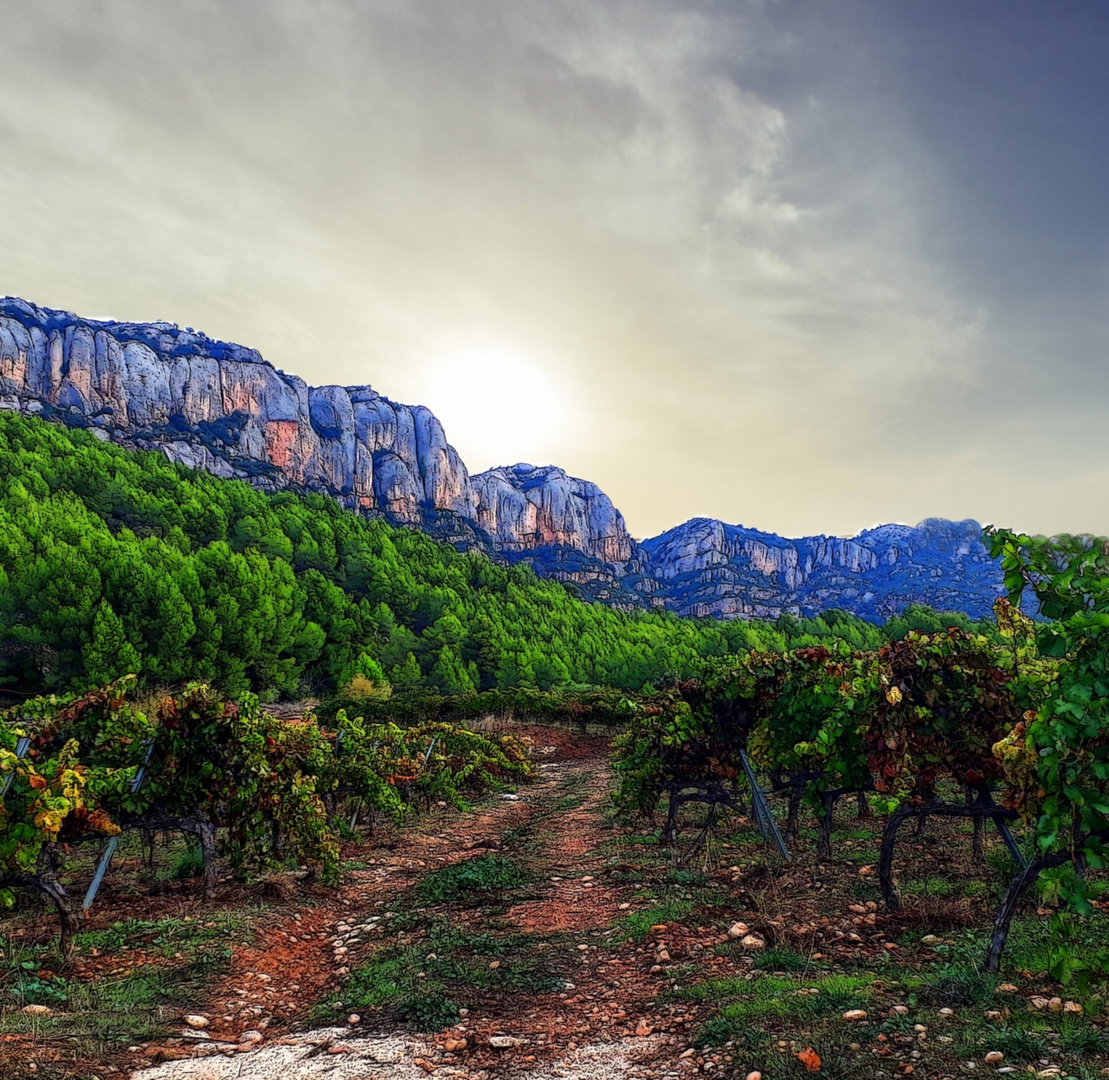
[{"xmin": 0, "ymin": 0, "xmax": 1104, "ymax": 538}]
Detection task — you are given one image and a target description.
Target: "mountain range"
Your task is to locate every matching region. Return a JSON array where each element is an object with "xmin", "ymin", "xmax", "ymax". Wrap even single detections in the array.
[{"xmin": 0, "ymin": 297, "xmax": 1006, "ymax": 622}]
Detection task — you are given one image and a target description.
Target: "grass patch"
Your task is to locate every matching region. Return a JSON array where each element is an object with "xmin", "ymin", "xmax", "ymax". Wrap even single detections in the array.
[
  {"xmin": 620, "ymin": 899, "xmax": 694, "ymax": 941},
  {"xmin": 416, "ymin": 855, "xmax": 527, "ymax": 905},
  {"xmin": 952, "ymin": 1013, "xmax": 1109, "ymax": 1069},
  {"xmin": 159, "ymin": 842, "xmax": 204, "ymax": 881},
  {"xmin": 690, "ymin": 972, "xmax": 875, "ymax": 1045},
  {"xmin": 920, "ymin": 963, "xmax": 1000, "ymax": 1006},
  {"xmin": 967, "ymin": 1023, "xmax": 1049, "ymax": 1062},
  {"xmin": 1058, "ymin": 1016, "xmax": 1109, "ymax": 1054},
  {"xmin": 670, "ymin": 975, "xmax": 753, "ymax": 1002},
  {"xmin": 73, "ymin": 913, "xmax": 249, "ymax": 959},
  {"xmin": 0, "ymin": 954, "xmax": 227, "ymax": 1045},
  {"xmin": 339, "ymin": 918, "xmax": 565, "ymax": 1031},
  {"xmin": 343, "ymin": 949, "xmax": 418, "ymax": 1009},
  {"xmin": 2, "ymin": 910, "xmax": 247, "ymax": 1060},
  {"xmin": 751, "ymin": 946, "xmax": 814, "ymax": 972},
  {"xmin": 901, "ymin": 875, "xmax": 958, "ymax": 897}
]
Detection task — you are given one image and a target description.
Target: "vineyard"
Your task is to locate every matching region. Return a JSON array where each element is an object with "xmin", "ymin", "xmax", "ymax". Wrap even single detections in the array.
[
  {"xmin": 612, "ymin": 524, "xmax": 1109, "ymax": 979},
  {"xmin": 3, "ymin": 525, "xmax": 1109, "ymax": 1078},
  {"xmin": 0, "ymin": 679, "xmax": 532, "ymax": 954}
]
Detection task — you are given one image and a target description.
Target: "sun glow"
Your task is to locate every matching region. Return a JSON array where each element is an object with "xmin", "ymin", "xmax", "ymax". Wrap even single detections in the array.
[{"xmin": 415, "ymin": 347, "xmax": 574, "ymax": 470}]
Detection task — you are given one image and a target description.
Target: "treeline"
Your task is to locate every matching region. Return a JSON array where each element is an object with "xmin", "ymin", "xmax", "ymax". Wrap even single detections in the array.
[{"xmin": 0, "ymin": 413, "xmax": 994, "ymax": 698}]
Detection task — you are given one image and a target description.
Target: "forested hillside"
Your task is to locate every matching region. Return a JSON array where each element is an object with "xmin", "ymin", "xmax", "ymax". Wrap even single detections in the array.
[{"xmin": 0, "ymin": 414, "xmax": 989, "ymax": 698}]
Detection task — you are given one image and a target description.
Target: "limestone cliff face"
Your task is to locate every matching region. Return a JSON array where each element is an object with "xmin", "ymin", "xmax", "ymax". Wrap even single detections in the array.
[
  {"xmin": 0, "ymin": 296, "xmax": 1008, "ymax": 623},
  {"xmin": 0, "ymin": 297, "xmax": 473, "ymax": 525},
  {"xmin": 471, "ymin": 464, "xmax": 636, "ymax": 563}
]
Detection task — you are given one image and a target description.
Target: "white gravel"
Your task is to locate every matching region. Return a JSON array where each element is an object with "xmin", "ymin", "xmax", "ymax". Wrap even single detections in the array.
[{"xmin": 129, "ymin": 1029, "xmax": 674, "ymax": 1080}]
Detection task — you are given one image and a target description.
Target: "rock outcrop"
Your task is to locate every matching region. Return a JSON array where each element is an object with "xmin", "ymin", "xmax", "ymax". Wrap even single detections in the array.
[
  {"xmin": 0, "ymin": 296, "xmax": 1008, "ymax": 622},
  {"xmin": 472, "ymin": 464, "xmax": 636, "ymax": 563},
  {"xmin": 630, "ymin": 517, "xmax": 1004, "ymax": 621},
  {"xmin": 0, "ymin": 297, "xmax": 473, "ymax": 527}
]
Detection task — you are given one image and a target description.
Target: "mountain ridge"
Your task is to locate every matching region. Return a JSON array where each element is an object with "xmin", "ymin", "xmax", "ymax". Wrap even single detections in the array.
[{"xmin": 0, "ymin": 296, "xmax": 1005, "ymax": 621}]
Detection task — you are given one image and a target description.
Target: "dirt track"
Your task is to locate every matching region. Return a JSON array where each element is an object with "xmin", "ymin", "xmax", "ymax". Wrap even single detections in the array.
[{"xmin": 129, "ymin": 730, "xmax": 726, "ymax": 1080}]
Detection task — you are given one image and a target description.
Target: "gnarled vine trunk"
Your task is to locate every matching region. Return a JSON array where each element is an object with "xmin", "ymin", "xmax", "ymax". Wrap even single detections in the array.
[
  {"xmin": 983, "ymin": 849, "xmax": 1071, "ymax": 972},
  {"xmin": 880, "ymin": 797, "xmax": 1021, "ymax": 913},
  {"xmin": 6, "ymin": 872, "xmax": 77, "ymax": 955}
]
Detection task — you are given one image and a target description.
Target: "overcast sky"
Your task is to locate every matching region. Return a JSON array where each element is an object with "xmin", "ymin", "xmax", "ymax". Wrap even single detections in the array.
[{"xmin": 2, "ymin": 1, "xmax": 1107, "ymax": 539}]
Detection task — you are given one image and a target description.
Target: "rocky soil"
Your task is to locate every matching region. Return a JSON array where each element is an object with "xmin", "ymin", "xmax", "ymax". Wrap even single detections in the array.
[{"xmin": 127, "ymin": 733, "xmax": 721, "ymax": 1080}]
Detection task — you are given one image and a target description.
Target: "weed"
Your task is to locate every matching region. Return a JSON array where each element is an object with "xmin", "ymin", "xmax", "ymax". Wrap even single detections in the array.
[
  {"xmin": 7, "ymin": 964, "xmax": 69, "ymax": 1005},
  {"xmin": 166, "ymin": 844, "xmax": 204, "ymax": 881},
  {"xmin": 986, "ymin": 845, "xmax": 1020, "ymax": 877},
  {"xmin": 396, "ymin": 991, "xmax": 459, "ymax": 1031},
  {"xmin": 665, "ymin": 868, "xmax": 709, "ymax": 887},
  {"xmin": 417, "ymin": 855, "xmax": 527, "ymax": 904},
  {"xmin": 620, "ymin": 899, "xmax": 693, "ymax": 941}
]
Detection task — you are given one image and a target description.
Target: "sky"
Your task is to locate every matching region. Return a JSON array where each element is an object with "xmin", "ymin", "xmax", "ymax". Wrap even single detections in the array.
[{"xmin": 2, "ymin": 0, "xmax": 1107, "ymax": 540}]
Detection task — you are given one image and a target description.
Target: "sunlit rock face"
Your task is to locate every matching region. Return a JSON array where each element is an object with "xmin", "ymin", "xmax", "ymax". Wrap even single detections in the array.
[
  {"xmin": 472, "ymin": 464, "xmax": 636, "ymax": 564},
  {"xmin": 0, "ymin": 298, "xmax": 473, "ymax": 525},
  {"xmin": 0, "ymin": 297, "xmax": 1007, "ymax": 622}
]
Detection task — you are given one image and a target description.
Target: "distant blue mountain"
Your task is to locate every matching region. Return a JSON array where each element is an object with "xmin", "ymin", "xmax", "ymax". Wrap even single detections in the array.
[{"xmin": 630, "ymin": 516, "xmax": 1004, "ymax": 621}]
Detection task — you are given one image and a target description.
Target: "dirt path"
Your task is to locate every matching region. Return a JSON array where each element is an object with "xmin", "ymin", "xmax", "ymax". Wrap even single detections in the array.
[{"xmin": 129, "ymin": 734, "xmax": 740, "ymax": 1080}]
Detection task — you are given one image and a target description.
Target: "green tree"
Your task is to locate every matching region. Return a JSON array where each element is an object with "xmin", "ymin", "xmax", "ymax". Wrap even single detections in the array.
[{"xmin": 82, "ymin": 601, "xmax": 141, "ymax": 687}]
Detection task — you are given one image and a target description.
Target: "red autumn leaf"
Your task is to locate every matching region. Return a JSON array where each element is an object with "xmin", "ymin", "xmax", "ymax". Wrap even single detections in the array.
[{"xmin": 796, "ymin": 1046, "xmax": 822, "ymax": 1072}]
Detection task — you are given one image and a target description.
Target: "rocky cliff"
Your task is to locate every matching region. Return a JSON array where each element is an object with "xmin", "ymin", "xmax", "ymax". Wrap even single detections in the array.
[
  {"xmin": 0, "ymin": 297, "xmax": 478, "ymax": 532},
  {"xmin": 472, "ymin": 464, "xmax": 636, "ymax": 563},
  {"xmin": 0, "ymin": 297, "xmax": 1007, "ymax": 622},
  {"xmin": 629, "ymin": 517, "xmax": 1004, "ymax": 621}
]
